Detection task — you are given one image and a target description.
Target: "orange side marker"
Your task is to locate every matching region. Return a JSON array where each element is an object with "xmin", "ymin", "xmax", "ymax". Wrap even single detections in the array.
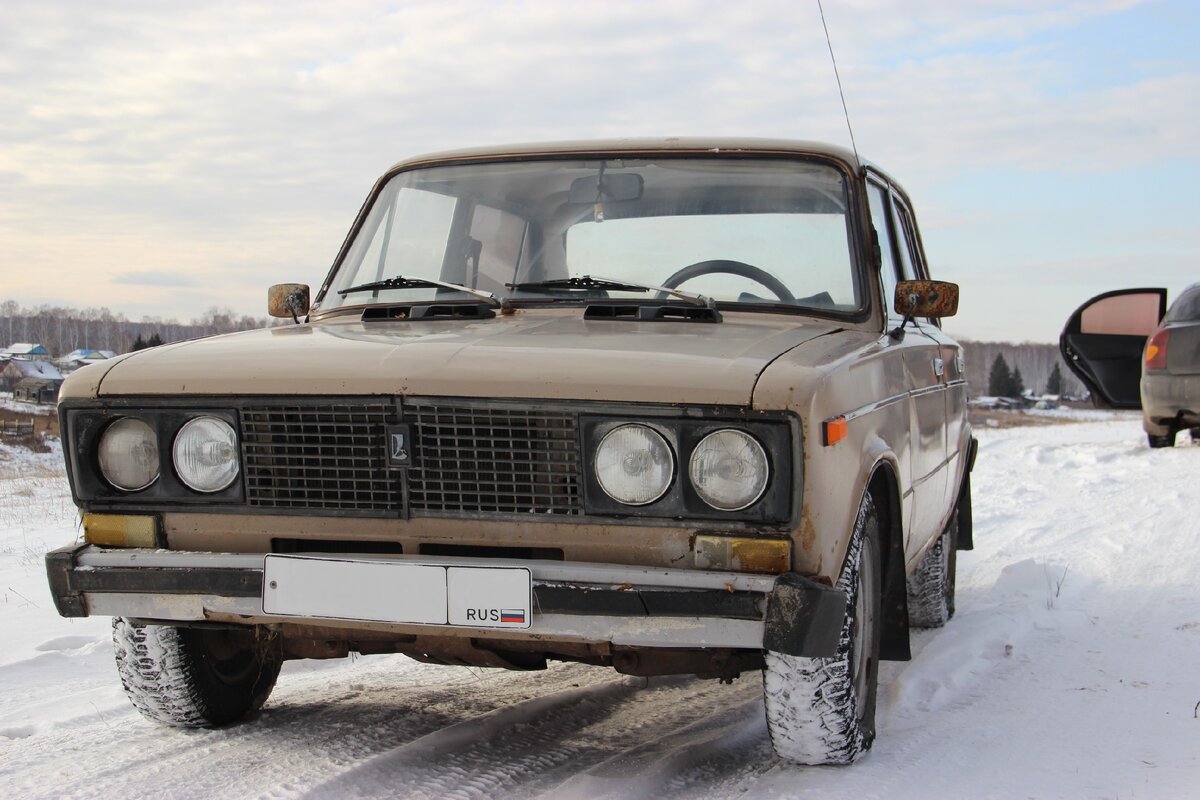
[{"xmin": 822, "ymin": 416, "xmax": 848, "ymax": 446}]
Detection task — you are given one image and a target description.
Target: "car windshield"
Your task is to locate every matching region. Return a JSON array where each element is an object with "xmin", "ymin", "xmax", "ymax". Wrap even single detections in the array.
[{"xmin": 317, "ymin": 156, "xmax": 859, "ymax": 314}]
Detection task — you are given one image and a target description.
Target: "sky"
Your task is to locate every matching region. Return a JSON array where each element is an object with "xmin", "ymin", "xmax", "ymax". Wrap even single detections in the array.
[{"xmin": 0, "ymin": 0, "xmax": 1196, "ymax": 343}]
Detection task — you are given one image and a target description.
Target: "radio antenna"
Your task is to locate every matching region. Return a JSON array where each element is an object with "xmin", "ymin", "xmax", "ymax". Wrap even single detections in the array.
[{"xmin": 817, "ymin": 0, "xmax": 861, "ymax": 166}]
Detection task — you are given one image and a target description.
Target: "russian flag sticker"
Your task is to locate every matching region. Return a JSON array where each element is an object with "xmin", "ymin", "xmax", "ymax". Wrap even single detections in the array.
[{"xmin": 500, "ymin": 609, "xmax": 526, "ymax": 624}]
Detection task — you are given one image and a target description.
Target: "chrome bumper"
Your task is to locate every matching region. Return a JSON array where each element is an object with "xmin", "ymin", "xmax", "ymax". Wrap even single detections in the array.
[{"xmin": 46, "ymin": 544, "xmax": 845, "ymax": 656}]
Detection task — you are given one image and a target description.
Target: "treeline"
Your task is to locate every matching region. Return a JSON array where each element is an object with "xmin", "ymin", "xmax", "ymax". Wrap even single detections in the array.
[
  {"xmin": 0, "ymin": 300, "xmax": 273, "ymax": 357},
  {"xmin": 959, "ymin": 340, "xmax": 1086, "ymax": 398}
]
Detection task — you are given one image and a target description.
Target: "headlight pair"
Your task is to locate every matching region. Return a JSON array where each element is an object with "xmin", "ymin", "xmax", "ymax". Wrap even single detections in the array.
[
  {"xmin": 97, "ymin": 415, "xmax": 239, "ymax": 493},
  {"xmin": 594, "ymin": 424, "xmax": 769, "ymax": 511}
]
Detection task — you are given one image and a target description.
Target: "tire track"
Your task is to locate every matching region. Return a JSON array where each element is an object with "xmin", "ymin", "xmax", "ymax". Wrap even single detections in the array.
[{"xmin": 298, "ymin": 673, "xmax": 761, "ymax": 800}]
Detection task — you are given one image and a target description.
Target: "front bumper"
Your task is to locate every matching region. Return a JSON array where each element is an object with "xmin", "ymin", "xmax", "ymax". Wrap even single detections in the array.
[{"xmin": 46, "ymin": 544, "xmax": 845, "ymax": 657}]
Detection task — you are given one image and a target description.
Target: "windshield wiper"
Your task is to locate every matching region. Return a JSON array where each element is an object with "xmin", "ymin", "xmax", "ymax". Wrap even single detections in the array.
[
  {"xmin": 506, "ymin": 275, "xmax": 711, "ymax": 308},
  {"xmin": 338, "ymin": 275, "xmax": 501, "ymax": 308}
]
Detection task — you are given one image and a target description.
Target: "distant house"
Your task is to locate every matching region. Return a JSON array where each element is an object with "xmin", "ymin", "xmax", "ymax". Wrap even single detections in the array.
[
  {"xmin": 2, "ymin": 343, "xmax": 51, "ymax": 361},
  {"xmin": 59, "ymin": 348, "xmax": 113, "ymax": 372},
  {"xmin": 13, "ymin": 377, "xmax": 62, "ymax": 405},
  {"xmin": 0, "ymin": 358, "xmax": 63, "ymax": 392}
]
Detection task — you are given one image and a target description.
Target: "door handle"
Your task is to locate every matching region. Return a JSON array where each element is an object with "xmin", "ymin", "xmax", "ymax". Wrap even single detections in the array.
[{"xmin": 932, "ymin": 358, "xmax": 945, "ymax": 378}]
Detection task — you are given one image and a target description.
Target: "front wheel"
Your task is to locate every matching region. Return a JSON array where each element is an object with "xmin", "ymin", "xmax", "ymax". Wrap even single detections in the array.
[
  {"xmin": 112, "ymin": 618, "xmax": 282, "ymax": 727},
  {"xmin": 763, "ymin": 492, "xmax": 882, "ymax": 765}
]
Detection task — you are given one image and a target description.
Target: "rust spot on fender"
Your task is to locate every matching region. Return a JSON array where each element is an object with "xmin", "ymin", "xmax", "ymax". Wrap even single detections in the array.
[{"xmin": 799, "ymin": 504, "xmax": 817, "ymax": 553}]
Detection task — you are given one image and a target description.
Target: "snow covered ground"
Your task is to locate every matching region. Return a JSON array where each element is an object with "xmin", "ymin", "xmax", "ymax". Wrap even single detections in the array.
[{"xmin": 1, "ymin": 415, "xmax": 1197, "ymax": 798}]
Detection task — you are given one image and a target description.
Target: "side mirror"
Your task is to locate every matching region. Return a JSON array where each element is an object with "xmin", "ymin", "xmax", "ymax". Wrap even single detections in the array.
[
  {"xmin": 268, "ymin": 284, "xmax": 310, "ymax": 322},
  {"xmin": 894, "ymin": 280, "xmax": 959, "ymax": 318}
]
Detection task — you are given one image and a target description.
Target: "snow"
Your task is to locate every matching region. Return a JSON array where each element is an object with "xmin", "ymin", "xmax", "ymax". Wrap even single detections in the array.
[{"xmin": 2, "ymin": 417, "xmax": 1198, "ymax": 798}]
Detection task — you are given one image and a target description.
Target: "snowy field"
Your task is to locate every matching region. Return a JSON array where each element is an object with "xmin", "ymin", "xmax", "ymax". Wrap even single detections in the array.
[{"xmin": 1, "ymin": 415, "xmax": 1197, "ymax": 799}]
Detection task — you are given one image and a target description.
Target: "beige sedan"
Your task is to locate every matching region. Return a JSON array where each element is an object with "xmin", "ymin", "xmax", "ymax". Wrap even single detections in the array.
[{"xmin": 47, "ymin": 138, "xmax": 973, "ymax": 765}]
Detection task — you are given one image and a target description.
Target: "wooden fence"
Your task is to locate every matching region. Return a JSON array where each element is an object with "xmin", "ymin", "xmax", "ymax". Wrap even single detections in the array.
[{"xmin": 0, "ymin": 421, "xmax": 35, "ymax": 438}]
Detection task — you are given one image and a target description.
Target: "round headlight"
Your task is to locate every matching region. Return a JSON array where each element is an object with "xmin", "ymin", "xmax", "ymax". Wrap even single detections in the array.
[
  {"xmin": 173, "ymin": 416, "xmax": 240, "ymax": 493},
  {"xmin": 594, "ymin": 424, "xmax": 674, "ymax": 505},
  {"xmin": 689, "ymin": 429, "xmax": 769, "ymax": 511},
  {"xmin": 97, "ymin": 417, "xmax": 160, "ymax": 491}
]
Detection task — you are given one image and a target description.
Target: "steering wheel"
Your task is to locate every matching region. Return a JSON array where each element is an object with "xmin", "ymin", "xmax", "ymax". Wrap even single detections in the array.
[{"xmin": 656, "ymin": 259, "xmax": 796, "ymax": 304}]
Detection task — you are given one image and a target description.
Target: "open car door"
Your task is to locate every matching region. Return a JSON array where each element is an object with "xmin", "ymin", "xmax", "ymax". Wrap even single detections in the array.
[{"xmin": 1060, "ymin": 288, "xmax": 1166, "ymax": 408}]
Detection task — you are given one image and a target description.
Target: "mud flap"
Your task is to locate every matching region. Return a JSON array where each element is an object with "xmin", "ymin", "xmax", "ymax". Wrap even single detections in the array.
[{"xmin": 762, "ymin": 573, "xmax": 847, "ymax": 657}]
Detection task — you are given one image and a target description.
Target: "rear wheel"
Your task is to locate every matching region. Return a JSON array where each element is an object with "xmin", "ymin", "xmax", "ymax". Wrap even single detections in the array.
[
  {"xmin": 763, "ymin": 493, "xmax": 882, "ymax": 765},
  {"xmin": 1148, "ymin": 431, "xmax": 1176, "ymax": 448},
  {"xmin": 906, "ymin": 515, "xmax": 957, "ymax": 628},
  {"xmin": 112, "ymin": 618, "xmax": 282, "ymax": 727}
]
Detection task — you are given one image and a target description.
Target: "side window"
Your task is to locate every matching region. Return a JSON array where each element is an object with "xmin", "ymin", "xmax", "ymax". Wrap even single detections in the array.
[
  {"xmin": 867, "ymin": 181, "xmax": 901, "ymax": 318},
  {"xmin": 889, "ymin": 198, "xmax": 925, "ymax": 280}
]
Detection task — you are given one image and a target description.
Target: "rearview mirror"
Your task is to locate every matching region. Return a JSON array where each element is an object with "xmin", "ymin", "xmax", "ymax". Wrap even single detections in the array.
[
  {"xmin": 268, "ymin": 283, "xmax": 310, "ymax": 321},
  {"xmin": 568, "ymin": 172, "xmax": 644, "ymax": 204},
  {"xmin": 894, "ymin": 280, "xmax": 959, "ymax": 318}
]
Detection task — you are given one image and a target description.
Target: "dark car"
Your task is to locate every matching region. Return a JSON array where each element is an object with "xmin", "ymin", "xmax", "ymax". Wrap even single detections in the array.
[{"xmin": 1061, "ymin": 284, "xmax": 1200, "ymax": 447}]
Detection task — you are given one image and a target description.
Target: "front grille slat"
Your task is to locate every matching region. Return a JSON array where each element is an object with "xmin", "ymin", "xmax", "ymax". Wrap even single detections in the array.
[
  {"xmin": 407, "ymin": 403, "xmax": 580, "ymax": 516},
  {"xmin": 241, "ymin": 400, "xmax": 582, "ymax": 517}
]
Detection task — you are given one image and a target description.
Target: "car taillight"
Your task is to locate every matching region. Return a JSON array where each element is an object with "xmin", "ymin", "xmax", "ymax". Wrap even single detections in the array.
[{"xmin": 1145, "ymin": 328, "xmax": 1169, "ymax": 370}]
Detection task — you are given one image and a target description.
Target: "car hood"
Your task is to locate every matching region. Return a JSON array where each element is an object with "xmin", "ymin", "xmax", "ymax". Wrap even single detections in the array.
[{"xmin": 82, "ymin": 309, "xmax": 842, "ymax": 406}]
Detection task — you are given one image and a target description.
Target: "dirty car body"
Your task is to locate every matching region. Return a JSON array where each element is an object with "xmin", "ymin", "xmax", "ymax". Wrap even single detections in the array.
[{"xmin": 47, "ymin": 138, "xmax": 973, "ymax": 764}]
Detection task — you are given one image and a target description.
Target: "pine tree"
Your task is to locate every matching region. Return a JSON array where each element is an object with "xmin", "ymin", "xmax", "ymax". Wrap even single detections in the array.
[
  {"xmin": 131, "ymin": 335, "xmax": 147, "ymax": 351},
  {"xmin": 988, "ymin": 354, "xmax": 1012, "ymax": 396},
  {"xmin": 147, "ymin": 333, "xmax": 163, "ymax": 347},
  {"xmin": 1046, "ymin": 363, "xmax": 1063, "ymax": 395},
  {"xmin": 1011, "ymin": 367, "xmax": 1026, "ymax": 397}
]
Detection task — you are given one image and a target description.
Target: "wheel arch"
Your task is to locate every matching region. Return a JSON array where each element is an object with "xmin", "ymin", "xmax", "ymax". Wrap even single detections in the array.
[{"xmin": 866, "ymin": 459, "xmax": 911, "ymax": 661}]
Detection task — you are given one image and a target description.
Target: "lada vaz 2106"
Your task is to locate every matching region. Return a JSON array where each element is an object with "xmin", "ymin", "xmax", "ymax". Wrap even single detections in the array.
[{"xmin": 47, "ymin": 139, "xmax": 973, "ymax": 765}]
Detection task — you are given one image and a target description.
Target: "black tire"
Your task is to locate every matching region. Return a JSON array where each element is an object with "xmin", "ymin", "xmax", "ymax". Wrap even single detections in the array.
[
  {"xmin": 763, "ymin": 493, "xmax": 882, "ymax": 765},
  {"xmin": 112, "ymin": 618, "xmax": 282, "ymax": 727},
  {"xmin": 1148, "ymin": 431, "xmax": 1176, "ymax": 448},
  {"xmin": 906, "ymin": 514, "xmax": 957, "ymax": 628}
]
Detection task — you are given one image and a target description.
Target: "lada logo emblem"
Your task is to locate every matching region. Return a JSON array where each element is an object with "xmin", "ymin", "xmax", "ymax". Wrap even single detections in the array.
[{"xmin": 385, "ymin": 425, "xmax": 414, "ymax": 467}]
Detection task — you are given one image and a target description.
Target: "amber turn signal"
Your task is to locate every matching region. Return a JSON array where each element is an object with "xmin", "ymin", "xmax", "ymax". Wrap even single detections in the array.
[
  {"xmin": 822, "ymin": 416, "xmax": 848, "ymax": 446},
  {"xmin": 82, "ymin": 514, "xmax": 158, "ymax": 548},
  {"xmin": 693, "ymin": 535, "xmax": 791, "ymax": 574}
]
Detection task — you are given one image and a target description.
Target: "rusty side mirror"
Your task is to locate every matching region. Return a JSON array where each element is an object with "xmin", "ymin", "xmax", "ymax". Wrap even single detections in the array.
[
  {"xmin": 894, "ymin": 280, "xmax": 959, "ymax": 318},
  {"xmin": 268, "ymin": 283, "xmax": 310, "ymax": 322}
]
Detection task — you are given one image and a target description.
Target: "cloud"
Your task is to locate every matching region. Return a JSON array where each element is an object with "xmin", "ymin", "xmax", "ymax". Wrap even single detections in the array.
[
  {"xmin": 0, "ymin": 0, "xmax": 1194, "ymax": 340},
  {"xmin": 110, "ymin": 271, "xmax": 200, "ymax": 288}
]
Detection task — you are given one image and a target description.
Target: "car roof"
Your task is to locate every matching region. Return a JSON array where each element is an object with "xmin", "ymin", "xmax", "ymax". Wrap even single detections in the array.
[{"xmin": 385, "ymin": 138, "xmax": 864, "ymax": 173}]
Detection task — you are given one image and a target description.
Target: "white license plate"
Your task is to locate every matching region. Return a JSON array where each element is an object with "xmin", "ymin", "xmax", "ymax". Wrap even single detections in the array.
[{"xmin": 262, "ymin": 555, "xmax": 532, "ymax": 628}]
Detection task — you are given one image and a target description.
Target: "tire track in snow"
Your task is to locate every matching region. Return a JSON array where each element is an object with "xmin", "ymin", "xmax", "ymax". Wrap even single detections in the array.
[
  {"xmin": 297, "ymin": 673, "xmax": 771, "ymax": 800},
  {"xmin": 542, "ymin": 688, "xmax": 772, "ymax": 800},
  {"xmin": 2, "ymin": 658, "xmax": 616, "ymax": 800}
]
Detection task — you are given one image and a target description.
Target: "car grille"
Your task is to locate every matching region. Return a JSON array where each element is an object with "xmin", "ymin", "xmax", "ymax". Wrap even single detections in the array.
[
  {"xmin": 241, "ymin": 400, "xmax": 582, "ymax": 516},
  {"xmin": 242, "ymin": 402, "xmax": 400, "ymax": 511},
  {"xmin": 406, "ymin": 403, "xmax": 581, "ymax": 515}
]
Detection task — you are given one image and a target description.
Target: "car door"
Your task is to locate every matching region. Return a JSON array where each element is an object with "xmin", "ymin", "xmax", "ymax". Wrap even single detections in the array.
[
  {"xmin": 867, "ymin": 176, "xmax": 947, "ymax": 556},
  {"xmin": 1060, "ymin": 289, "xmax": 1167, "ymax": 408},
  {"xmin": 889, "ymin": 193, "xmax": 952, "ymax": 559}
]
